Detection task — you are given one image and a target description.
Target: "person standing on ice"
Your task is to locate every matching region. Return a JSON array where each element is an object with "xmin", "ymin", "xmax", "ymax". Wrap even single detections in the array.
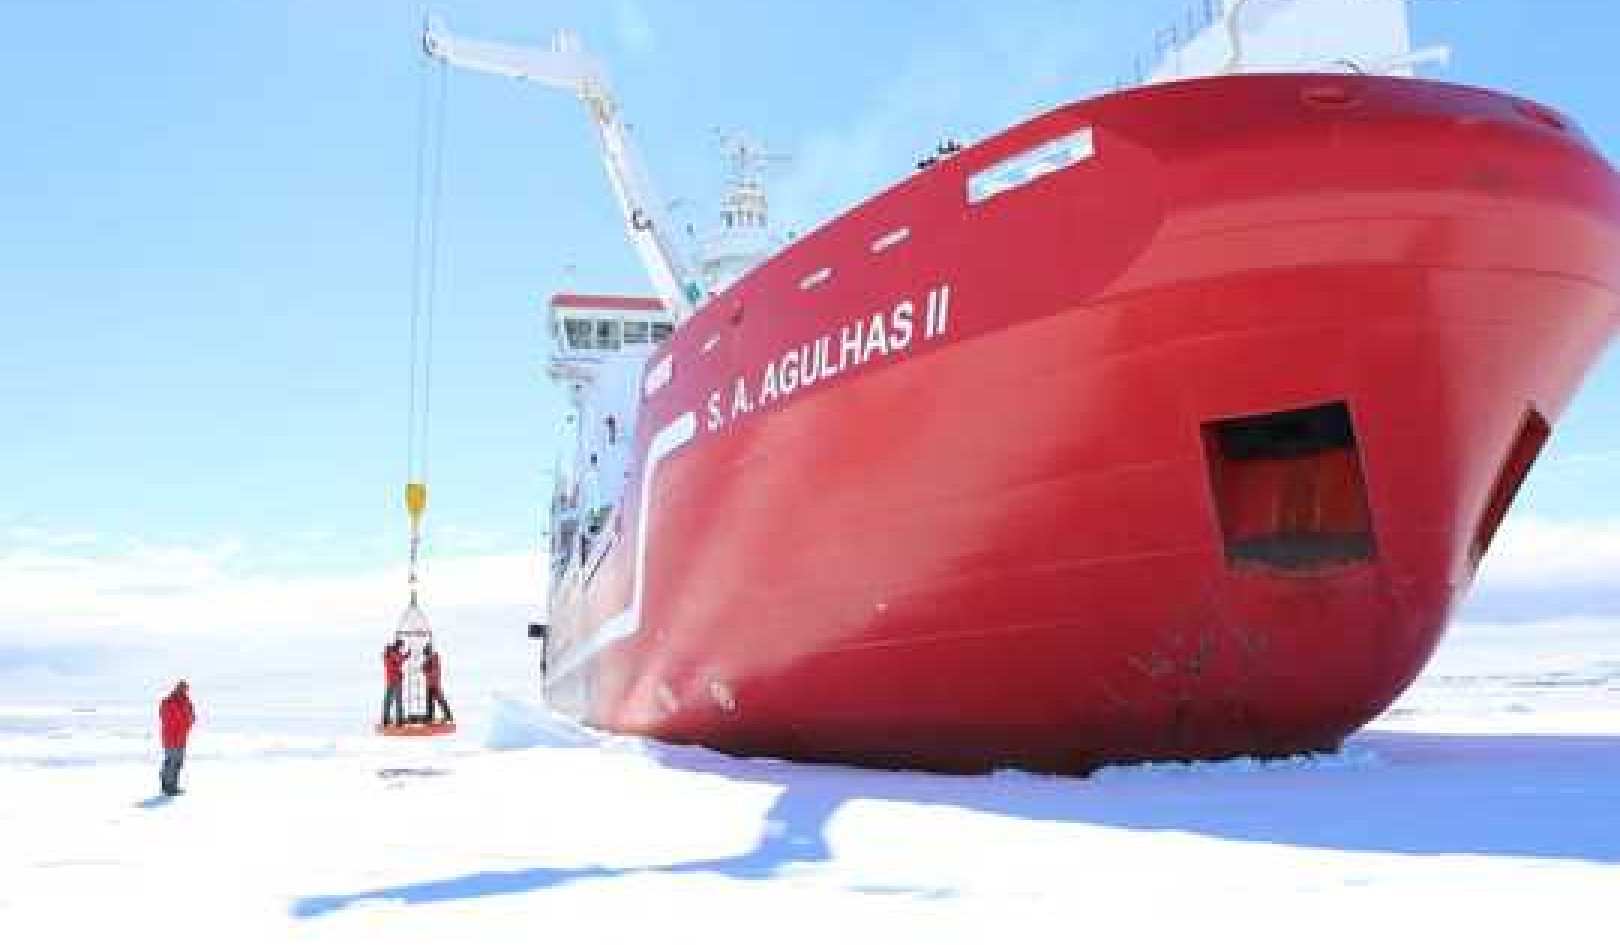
[
  {"xmin": 422, "ymin": 643, "xmax": 454, "ymax": 724},
  {"xmin": 158, "ymin": 679, "xmax": 195, "ymax": 796},
  {"xmin": 381, "ymin": 639, "xmax": 410, "ymax": 726}
]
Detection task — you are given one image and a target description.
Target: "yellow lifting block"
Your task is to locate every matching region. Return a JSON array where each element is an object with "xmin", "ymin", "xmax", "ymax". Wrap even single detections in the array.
[{"xmin": 405, "ymin": 481, "xmax": 428, "ymax": 523}]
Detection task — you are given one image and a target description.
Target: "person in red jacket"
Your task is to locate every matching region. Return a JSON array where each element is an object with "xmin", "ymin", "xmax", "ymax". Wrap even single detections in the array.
[
  {"xmin": 158, "ymin": 680, "xmax": 195, "ymax": 796},
  {"xmin": 422, "ymin": 643, "xmax": 454, "ymax": 724},
  {"xmin": 381, "ymin": 639, "xmax": 410, "ymax": 726}
]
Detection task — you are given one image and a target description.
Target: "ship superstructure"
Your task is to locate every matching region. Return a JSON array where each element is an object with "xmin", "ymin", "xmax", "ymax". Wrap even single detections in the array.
[{"xmin": 544, "ymin": 294, "xmax": 672, "ymax": 580}]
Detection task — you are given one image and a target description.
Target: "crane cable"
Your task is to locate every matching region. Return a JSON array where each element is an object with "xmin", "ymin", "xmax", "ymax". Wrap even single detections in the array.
[{"xmin": 404, "ymin": 55, "xmax": 451, "ymax": 608}]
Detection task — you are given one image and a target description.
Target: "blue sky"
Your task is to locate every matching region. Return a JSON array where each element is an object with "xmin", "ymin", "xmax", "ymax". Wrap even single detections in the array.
[{"xmin": 1, "ymin": 0, "xmax": 1617, "ymax": 596}]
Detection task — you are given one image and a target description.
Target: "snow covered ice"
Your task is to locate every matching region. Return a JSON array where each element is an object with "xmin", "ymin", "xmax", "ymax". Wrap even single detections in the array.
[{"xmin": 2, "ymin": 617, "xmax": 1616, "ymax": 943}]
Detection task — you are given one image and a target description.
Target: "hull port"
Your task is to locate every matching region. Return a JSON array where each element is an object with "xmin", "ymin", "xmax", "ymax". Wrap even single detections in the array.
[
  {"xmin": 1471, "ymin": 409, "xmax": 1549, "ymax": 565},
  {"xmin": 1204, "ymin": 402, "xmax": 1375, "ymax": 570}
]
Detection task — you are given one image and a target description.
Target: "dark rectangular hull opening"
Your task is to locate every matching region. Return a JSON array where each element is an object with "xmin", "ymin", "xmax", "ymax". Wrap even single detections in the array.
[
  {"xmin": 1204, "ymin": 401, "xmax": 1376, "ymax": 570},
  {"xmin": 1470, "ymin": 408, "xmax": 1549, "ymax": 567}
]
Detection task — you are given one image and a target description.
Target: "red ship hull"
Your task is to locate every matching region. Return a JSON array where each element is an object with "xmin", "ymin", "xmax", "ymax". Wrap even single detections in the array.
[{"xmin": 544, "ymin": 74, "xmax": 1620, "ymax": 773}]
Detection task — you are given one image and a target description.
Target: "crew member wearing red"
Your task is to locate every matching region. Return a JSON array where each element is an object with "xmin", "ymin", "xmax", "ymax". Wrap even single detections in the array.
[
  {"xmin": 382, "ymin": 639, "xmax": 410, "ymax": 726},
  {"xmin": 423, "ymin": 643, "xmax": 454, "ymax": 724},
  {"xmin": 158, "ymin": 680, "xmax": 195, "ymax": 796}
]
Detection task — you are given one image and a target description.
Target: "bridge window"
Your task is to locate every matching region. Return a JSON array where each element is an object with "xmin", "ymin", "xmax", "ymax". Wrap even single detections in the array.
[
  {"xmin": 624, "ymin": 320, "xmax": 650, "ymax": 344},
  {"xmin": 564, "ymin": 318, "xmax": 592, "ymax": 349},
  {"xmin": 651, "ymin": 323, "xmax": 673, "ymax": 342}
]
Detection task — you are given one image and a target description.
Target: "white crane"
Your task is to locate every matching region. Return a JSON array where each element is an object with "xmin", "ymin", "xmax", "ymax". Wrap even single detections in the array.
[{"xmin": 423, "ymin": 18, "xmax": 703, "ymax": 323}]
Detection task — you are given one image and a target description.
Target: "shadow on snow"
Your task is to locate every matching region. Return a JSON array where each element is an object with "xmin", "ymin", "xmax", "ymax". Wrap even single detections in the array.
[
  {"xmin": 291, "ymin": 781, "xmax": 873, "ymax": 918},
  {"xmin": 291, "ymin": 728, "xmax": 1620, "ymax": 918}
]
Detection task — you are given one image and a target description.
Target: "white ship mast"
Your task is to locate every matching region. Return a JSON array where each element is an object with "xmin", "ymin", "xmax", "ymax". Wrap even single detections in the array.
[
  {"xmin": 423, "ymin": 19, "xmax": 703, "ymax": 323},
  {"xmin": 700, "ymin": 133, "xmax": 786, "ymax": 294}
]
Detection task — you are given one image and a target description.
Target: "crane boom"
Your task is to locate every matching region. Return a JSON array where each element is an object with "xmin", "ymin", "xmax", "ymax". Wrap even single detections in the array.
[{"xmin": 423, "ymin": 19, "xmax": 702, "ymax": 322}]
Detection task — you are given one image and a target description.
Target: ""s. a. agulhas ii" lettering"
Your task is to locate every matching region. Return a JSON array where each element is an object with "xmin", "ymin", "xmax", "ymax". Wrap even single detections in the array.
[{"xmin": 704, "ymin": 283, "xmax": 953, "ymax": 432}]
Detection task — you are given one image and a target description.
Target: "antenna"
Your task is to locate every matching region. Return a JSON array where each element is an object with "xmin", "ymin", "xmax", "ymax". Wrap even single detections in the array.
[
  {"xmin": 699, "ymin": 131, "xmax": 789, "ymax": 294},
  {"xmin": 716, "ymin": 131, "xmax": 790, "ymax": 188}
]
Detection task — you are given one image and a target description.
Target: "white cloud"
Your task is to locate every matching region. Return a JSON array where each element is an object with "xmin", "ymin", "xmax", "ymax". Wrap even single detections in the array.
[
  {"xmin": 774, "ymin": 63, "xmax": 962, "ymax": 234},
  {"xmin": 0, "ymin": 528, "xmax": 550, "ymax": 710},
  {"xmin": 613, "ymin": 0, "xmax": 655, "ymax": 54},
  {"xmin": 4, "ymin": 525, "xmax": 105, "ymax": 549},
  {"xmin": 1559, "ymin": 449, "xmax": 1620, "ymax": 468},
  {"xmin": 0, "ymin": 531, "xmax": 545, "ymax": 641},
  {"xmin": 774, "ymin": 7, "xmax": 1103, "ymax": 235},
  {"xmin": 1531, "ymin": 449, "xmax": 1620, "ymax": 485},
  {"xmin": 432, "ymin": 524, "xmax": 508, "ymax": 556},
  {"xmin": 1476, "ymin": 515, "xmax": 1620, "ymax": 592},
  {"xmin": 7, "ymin": 510, "xmax": 1610, "ymax": 662}
]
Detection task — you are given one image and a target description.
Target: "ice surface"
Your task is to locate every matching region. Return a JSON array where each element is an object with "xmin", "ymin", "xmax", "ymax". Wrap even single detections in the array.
[{"xmin": 1, "ymin": 613, "xmax": 1615, "ymax": 942}]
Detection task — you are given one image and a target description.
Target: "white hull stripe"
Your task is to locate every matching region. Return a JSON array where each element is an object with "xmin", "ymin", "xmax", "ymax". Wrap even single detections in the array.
[
  {"xmin": 643, "ymin": 354, "xmax": 673, "ymax": 398},
  {"xmin": 551, "ymin": 411, "xmax": 697, "ymax": 680}
]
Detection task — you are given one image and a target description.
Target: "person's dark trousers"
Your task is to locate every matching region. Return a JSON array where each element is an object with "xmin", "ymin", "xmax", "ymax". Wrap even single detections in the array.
[
  {"xmin": 160, "ymin": 746, "xmax": 185, "ymax": 795},
  {"xmin": 382, "ymin": 683, "xmax": 404, "ymax": 725},
  {"xmin": 426, "ymin": 687, "xmax": 454, "ymax": 723}
]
